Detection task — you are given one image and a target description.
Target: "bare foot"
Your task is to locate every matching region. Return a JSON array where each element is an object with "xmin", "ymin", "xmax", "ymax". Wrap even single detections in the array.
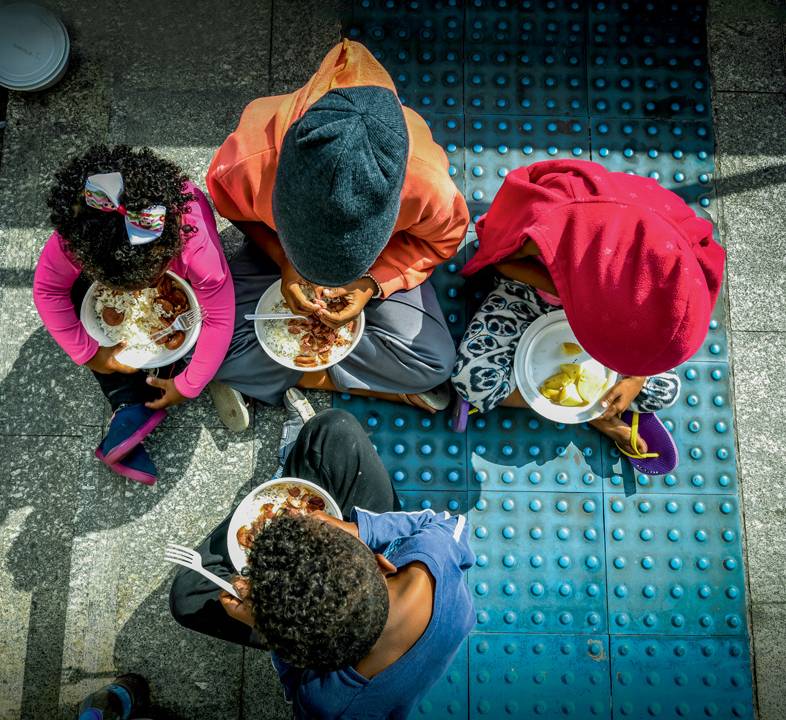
[
  {"xmin": 298, "ymin": 373, "xmax": 439, "ymax": 413},
  {"xmin": 591, "ymin": 415, "xmax": 648, "ymax": 455},
  {"xmin": 402, "ymin": 393, "xmax": 437, "ymax": 414}
]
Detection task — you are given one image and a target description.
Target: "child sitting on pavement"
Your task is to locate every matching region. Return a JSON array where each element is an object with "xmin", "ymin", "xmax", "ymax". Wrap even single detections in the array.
[
  {"xmin": 452, "ymin": 159, "xmax": 726, "ymax": 475},
  {"xmin": 169, "ymin": 401, "xmax": 475, "ymax": 720},
  {"xmin": 33, "ymin": 145, "xmax": 235, "ymax": 485}
]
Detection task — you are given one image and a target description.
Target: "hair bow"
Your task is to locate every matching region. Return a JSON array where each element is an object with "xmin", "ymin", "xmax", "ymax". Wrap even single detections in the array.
[{"xmin": 84, "ymin": 172, "xmax": 166, "ymax": 246}]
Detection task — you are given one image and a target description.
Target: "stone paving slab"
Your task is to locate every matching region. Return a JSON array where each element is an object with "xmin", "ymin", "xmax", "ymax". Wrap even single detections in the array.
[
  {"xmin": 709, "ymin": 20, "xmax": 786, "ymax": 93},
  {"xmin": 751, "ymin": 602, "xmax": 786, "ymax": 720},
  {"xmin": 0, "ymin": 433, "xmax": 82, "ymax": 720},
  {"xmin": 731, "ymin": 331, "xmax": 786, "ymax": 608},
  {"xmin": 714, "ymin": 92, "xmax": 786, "ymax": 332}
]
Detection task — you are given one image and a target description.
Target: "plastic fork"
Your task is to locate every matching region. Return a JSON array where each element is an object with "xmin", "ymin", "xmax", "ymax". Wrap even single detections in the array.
[
  {"xmin": 150, "ymin": 307, "xmax": 204, "ymax": 343},
  {"xmin": 244, "ymin": 312, "xmax": 304, "ymax": 321},
  {"xmin": 163, "ymin": 543, "xmax": 240, "ymax": 599}
]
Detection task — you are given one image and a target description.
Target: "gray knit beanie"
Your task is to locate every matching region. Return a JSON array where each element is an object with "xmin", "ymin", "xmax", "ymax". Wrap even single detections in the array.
[{"xmin": 272, "ymin": 86, "xmax": 409, "ymax": 287}]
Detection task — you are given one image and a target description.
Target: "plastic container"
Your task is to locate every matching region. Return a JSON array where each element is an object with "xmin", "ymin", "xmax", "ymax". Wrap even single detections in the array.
[{"xmin": 0, "ymin": 3, "xmax": 70, "ymax": 92}]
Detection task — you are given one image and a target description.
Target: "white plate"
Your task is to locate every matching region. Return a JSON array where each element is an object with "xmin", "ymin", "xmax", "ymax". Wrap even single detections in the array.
[
  {"xmin": 79, "ymin": 271, "xmax": 202, "ymax": 369},
  {"xmin": 513, "ymin": 309, "xmax": 617, "ymax": 424},
  {"xmin": 253, "ymin": 279, "xmax": 365, "ymax": 372},
  {"xmin": 227, "ymin": 478, "xmax": 342, "ymax": 572}
]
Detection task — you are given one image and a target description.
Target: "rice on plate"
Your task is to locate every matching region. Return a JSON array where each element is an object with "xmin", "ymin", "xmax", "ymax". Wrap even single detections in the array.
[
  {"xmin": 80, "ymin": 271, "xmax": 200, "ymax": 369},
  {"xmin": 264, "ymin": 299, "xmax": 356, "ymax": 367},
  {"xmin": 94, "ymin": 287, "xmax": 172, "ymax": 354},
  {"xmin": 254, "ymin": 280, "xmax": 365, "ymax": 372}
]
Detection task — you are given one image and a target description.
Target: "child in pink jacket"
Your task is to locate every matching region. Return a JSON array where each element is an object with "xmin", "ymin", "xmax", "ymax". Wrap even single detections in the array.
[{"xmin": 34, "ymin": 145, "xmax": 235, "ymax": 485}]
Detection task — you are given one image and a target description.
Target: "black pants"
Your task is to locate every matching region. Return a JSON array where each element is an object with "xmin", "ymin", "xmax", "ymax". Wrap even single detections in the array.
[
  {"xmin": 72, "ymin": 277, "xmax": 172, "ymax": 411},
  {"xmin": 169, "ymin": 409, "xmax": 399, "ymax": 647}
]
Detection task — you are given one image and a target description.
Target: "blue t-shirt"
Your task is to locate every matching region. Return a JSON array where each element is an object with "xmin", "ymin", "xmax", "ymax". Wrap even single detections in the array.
[{"xmin": 272, "ymin": 508, "xmax": 476, "ymax": 719}]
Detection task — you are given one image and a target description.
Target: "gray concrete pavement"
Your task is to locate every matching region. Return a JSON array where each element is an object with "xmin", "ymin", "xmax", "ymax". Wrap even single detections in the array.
[{"xmin": 709, "ymin": 1, "xmax": 786, "ymax": 718}]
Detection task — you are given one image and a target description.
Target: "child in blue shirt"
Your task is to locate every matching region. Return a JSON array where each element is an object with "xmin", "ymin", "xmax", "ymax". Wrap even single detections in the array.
[{"xmin": 170, "ymin": 409, "xmax": 475, "ymax": 719}]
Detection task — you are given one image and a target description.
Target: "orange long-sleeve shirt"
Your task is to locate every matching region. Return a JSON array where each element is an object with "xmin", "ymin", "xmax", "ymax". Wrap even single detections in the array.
[{"xmin": 206, "ymin": 40, "xmax": 469, "ymax": 297}]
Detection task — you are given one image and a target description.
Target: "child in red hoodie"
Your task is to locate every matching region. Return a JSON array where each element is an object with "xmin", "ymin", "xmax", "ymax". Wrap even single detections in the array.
[{"xmin": 452, "ymin": 160, "xmax": 725, "ymax": 471}]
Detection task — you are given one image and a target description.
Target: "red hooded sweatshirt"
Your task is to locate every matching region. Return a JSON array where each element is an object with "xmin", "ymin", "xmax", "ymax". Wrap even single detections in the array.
[{"xmin": 462, "ymin": 160, "xmax": 726, "ymax": 376}]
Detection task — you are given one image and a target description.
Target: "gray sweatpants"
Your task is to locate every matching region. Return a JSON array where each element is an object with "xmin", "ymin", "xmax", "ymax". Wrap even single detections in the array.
[{"xmin": 213, "ymin": 242, "xmax": 456, "ymax": 405}]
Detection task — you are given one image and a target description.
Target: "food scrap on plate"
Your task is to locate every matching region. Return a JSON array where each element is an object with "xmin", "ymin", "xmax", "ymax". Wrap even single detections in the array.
[
  {"xmin": 94, "ymin": 274, "xmax": 191, "ymax": 353},
  {"xmin": 236, "ymin": 484, "xmax": 327, "ymax": 550}
]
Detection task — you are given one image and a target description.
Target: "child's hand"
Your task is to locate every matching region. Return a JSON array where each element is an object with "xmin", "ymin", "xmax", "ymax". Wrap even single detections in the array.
[
  {"xmin": 219, "ymin": 576, "xmax": 256, "ymax": 628},
  {"xmin": 281, "ymin": 260, "xmax": 322, "ymax": 317},
  {"xmin": 86, "ymin": 344, "xmax": 137, "ymax": 374},
  {"xmin": 312, "ymin": 510, "xmax": 360, "ymax": 537},
  {"xmin": 145, "ymin": 376, "xmax": 186, "ymax": 409},
  {"xmin": 599, "ymin": 376, "xmax": 646, "ymax": 419},
  {"xmin": 318, "ymin": 278, "xmax": 376, "ymax": 329}
]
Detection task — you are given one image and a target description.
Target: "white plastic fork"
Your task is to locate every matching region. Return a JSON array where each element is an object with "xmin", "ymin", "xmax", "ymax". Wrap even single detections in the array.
[
  {"xmin": 150, "ymin": 307, "xmax": 204, "ymax": 343},
  {"xmin": 163, "ymin": 543, "xmax": 240, "ymax": 599}
]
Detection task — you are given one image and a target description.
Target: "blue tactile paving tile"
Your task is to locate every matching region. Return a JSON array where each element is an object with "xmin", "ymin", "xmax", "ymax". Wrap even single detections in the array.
[
  {"xmin": 464, "ymin": 45, "xmax": 587, "ymax": 117},
  {"xmin": 414, "ymin": 640, "xmax": 469, "ymax": 718},
  {"xmin": 337, "ymin": 0, "xmax": 753, "ymax": 715},
  {"xmin": 342, "ymin": 34, "xmax": 465, "ymax": 114},
  {"xmin": 589, "ymin": 118, "xmax": 716, "ymax": 213},
  {"xmin": 604, "ymin": 492, "xmax": 746, "ymax": 635},
  {"xmin": 467, "ymin": 409, "xmax": 604, "ymax": 493},
  {"xmin": 419, "ymin": 112, "xmax": 466, "ymax": 192},
  {"xmin": 464, "ymin": 1, "xmax": 587, "ymax": 119},
  {"xmin": 465, "ymin": 114, "xmax": 590, "ymax": 222},
  {"xmin": 430, "ymin": 257, "xmax": 469, "ymax": 343},
  {"xmin": 338, "ymin": 398, "xmax": 469, "ymax": 492},
  {"xmin": 397, "ymin": 489, "xmax": 470, "ymax": 514},
  {"xmin": 469, "ymin": 491, "xmax": 607, "ymax": 633},
  {"xmin": 611, "ymin": 637, "xmax": 753, "ymax": 719},
  {"xmin": 588, "ymin": 1, "xmax": 711, "ymax": 119},
  {"xmin": 469, "ymin": 634, "xmax": 610, "ymax": 719},
  {"xmin": 345, "ymin": 0, "xmax": 465, "ymax": 115},
  {"xmin": 604, "ymin": 363, "xmax": 737, "ymax": 495}
]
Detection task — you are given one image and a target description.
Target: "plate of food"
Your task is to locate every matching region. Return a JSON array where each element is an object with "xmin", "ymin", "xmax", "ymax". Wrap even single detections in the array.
[
  {"xmin": 253, "ymin": 280, "xmax": 365, "ymax": 371},
  {"xmin": 79, "ymin": 270, "xmax": 201, "ymax": 369},
  {"xmin": 513, "ymin": 310, "xmax": 617, "ymax": 424},
  {"xmin": 227, "ymin": 478, "xmax": 342, "ymax": 572}
]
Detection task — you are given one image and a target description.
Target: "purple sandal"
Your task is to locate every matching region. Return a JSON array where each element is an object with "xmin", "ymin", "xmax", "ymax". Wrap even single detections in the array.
[
  {"xmin": 616, "ymin": 410, "xmax": 679, "ymax": 476},
  {"xmin": 451, "ymin": 397, "xmax": 471, "ymax": 433}
]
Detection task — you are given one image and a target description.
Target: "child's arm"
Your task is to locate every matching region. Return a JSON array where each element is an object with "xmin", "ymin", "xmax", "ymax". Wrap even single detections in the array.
[
  {"xmin": 494, "ymin": 257, "xmax": 558, "ymax": 296},
  {"xmin": 351, "ymin": 508, "xmax": 475, "ymax": 569},
  {"xmin": 171, "ymin": 188, "xmax": 236, "ymax": 399},
  {"xmin": 33, "ymin": 232, "xmax": 100, "ymax": 366}
]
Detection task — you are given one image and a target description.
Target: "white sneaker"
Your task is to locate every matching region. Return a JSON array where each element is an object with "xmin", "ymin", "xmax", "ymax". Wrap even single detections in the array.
[
  {"xmin": 208, "ymin": 381, "xmax": 250, "ymax": 432},
  {"xmin": 284, "ymin": 387, "xmax": 316, "ymax": 422},
  {"xmin": 274, "ymin": 388, "xmax": 316, "ymax": 478}
]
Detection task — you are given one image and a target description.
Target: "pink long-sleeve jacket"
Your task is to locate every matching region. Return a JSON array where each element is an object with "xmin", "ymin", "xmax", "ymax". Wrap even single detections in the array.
[{"xmin": 33, "ymin": 183, "xmax": 235, "ymax": 398}]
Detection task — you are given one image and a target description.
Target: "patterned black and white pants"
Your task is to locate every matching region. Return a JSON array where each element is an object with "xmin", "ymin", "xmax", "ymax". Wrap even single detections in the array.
[{"xmin": 451, "ymin": 277, "xmax": 681, "ymax": 415}]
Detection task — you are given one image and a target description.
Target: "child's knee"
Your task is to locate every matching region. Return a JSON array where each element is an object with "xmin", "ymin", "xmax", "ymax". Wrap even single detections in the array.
[{"xmin": 305, "ymin": 408, "xmax": 364, "ymax": 440}]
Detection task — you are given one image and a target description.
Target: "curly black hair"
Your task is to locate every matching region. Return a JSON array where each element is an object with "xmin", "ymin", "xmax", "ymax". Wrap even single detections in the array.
[
  {"xmin": 247, "ymin": 513, "xmax": 389, "ymax": 671},
  {"xmin": 47, "ymin": 144, "xmax": 196, "ymax": 289}
]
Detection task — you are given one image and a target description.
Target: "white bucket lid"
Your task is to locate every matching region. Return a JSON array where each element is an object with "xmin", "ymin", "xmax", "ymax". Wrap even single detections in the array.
[
  {"xmin": 15, "ymin": 26, "xmax": 69, "ymax": 90},
  {"xmin": 0, "ymin": 3, "xmax": 69, "ymax": 88}
]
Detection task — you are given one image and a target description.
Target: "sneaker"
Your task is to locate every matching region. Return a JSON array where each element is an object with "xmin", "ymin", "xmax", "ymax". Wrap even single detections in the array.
[
  {"xmin": 96, "ymin": 443, "xmax": 157, "ymax": 486},
  {"xmin": 208, "ymin": 381, "xmax": 250, "ymax": 432},
  {"xmin": 273, "ymin": 388, "xmax": 316, "ymax": 478},
  {"xmin": 99, "ymin": 404, "xmax": 167, "ymax": 466}
]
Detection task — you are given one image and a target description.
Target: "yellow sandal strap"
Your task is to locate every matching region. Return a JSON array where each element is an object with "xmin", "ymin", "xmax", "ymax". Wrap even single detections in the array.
[{"xmin": 616, "ymin": 412, "xmax": 660, "ymax": 460}]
